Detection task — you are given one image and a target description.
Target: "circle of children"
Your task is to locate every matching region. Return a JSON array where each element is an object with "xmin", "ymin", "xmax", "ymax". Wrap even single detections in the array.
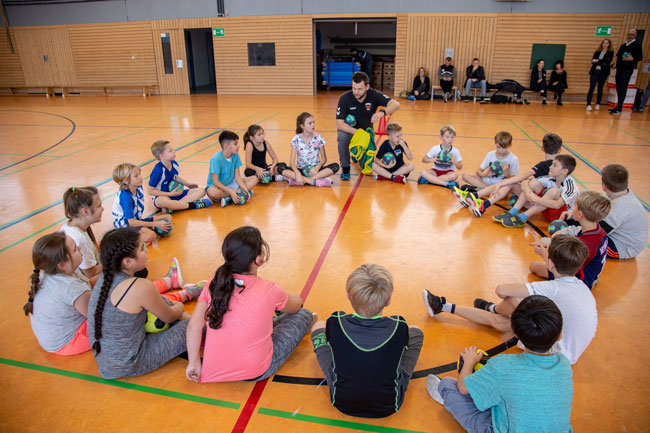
[{"xmin": 24, "ymin": 106, "xmax": 648, "ymax": 431}]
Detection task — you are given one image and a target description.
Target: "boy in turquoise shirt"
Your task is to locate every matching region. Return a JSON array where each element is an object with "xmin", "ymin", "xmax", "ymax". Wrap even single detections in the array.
[{"xmin": 426, "ymin": 295, "xmax": 573, "ymax": 433}]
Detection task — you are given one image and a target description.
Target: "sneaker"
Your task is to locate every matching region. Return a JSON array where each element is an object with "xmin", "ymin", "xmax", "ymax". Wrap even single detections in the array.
[
  {"xmin": 374, "ymin": 175, "xmax": 389, "ymax": 181},
  {"xmin": 181, "ymin": 280, "xmax": 208, "ymax": 302},
  {"xmin": 542, "ymin": 100, "xmax": 547, "ymax": 105},
  {"xmin": 314, "ymin": 178, "xmax": 333, "ymax": 187},
  {"xmin": 274, "ymin": 175, "xmax": 286, "ymax": 182},
  {"xmin": 501, "ymin": 214, "xmax": 526, "ymax": 228},
  {"xmin": 422, "ymin": 289, "xmax": 445, "ymax": 317},
  {"xmin": 595, "ymin": 104, "xmax": 600, "ymax": 111},
  {"xmin": 611, "ymin": 109, "xmax": 621, "ymax": 115},
  {"xmin": 340, "ymin": 172, "xmax": 350, "ymax": 181},
  {"xmin": 557, "ymin": 100, "xmax": 563, "ymax": 106},
  {"xmin": 288, "ymin": 179, "xmax": 300, "ymax": 186},
  {"xmin": 474, "ymin": 298, "xmax": 495, "ymax": 312},
  {"xmin": 417, "ymin": 176, "xmax": 429, "ymax": 185},
  {"xmin": 443, "ymin": 93, "xmax": 448, "ymax": 102},
  {"xmin": 467, "ymin": 193, "xmax": 486, "ymax": 217},
  {"xmin": 446, "ymin": 181, "xmax": 458, "ymax": 189},
  {"xmin": 460, "ymin": 184, "xmax": 478, "ymax": 194},
  {"xmin": 220, "ymin": 196, "xmax": 233, "ymax": 207},
  {"xmin": 492, "ymin": 212, "xmax": 510, "ymax": 222},
  {"xmin": 195, "ymin": 198, "xmax": 212, "ymax": 209},
  {"xmin": 586, "ymin": 105, "xmax": 592, "ymax": 111},
  {"xmin": 426, "ymin": 374, "xmax": 444, "ymax": 405},
  {"xmin": 165, "ymin": 257, "xmax": 183, "ymax": 289},
  {"xmin": 162, "ymin": 208, "xmax": 174, "ymax": 215},
  {"xmin": 452, "ymin": 186, "xmax": 470, "ymax": 208},
  {"xmin": 392, "ymin": 175, "xmax": 407, "ymax": 184}
]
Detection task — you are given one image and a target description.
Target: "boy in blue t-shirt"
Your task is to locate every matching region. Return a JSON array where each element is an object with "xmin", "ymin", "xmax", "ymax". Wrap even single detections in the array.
[
  {"xmin": 426, "ymin": 295, "xmax": 573, "ymax": 433},
  {"xmin": 205, "ymin": 130, "xmax": 258, "ymax": 207},
  {"xmin": 147, "ymin": 139, "xmax": 211, "ymax": 213},
  {"xmin": 371, "ymin": 122, "xmax": 414, "ymax": 184}
]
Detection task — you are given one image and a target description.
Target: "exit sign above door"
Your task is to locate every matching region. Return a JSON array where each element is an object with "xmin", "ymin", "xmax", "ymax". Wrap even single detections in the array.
[
  {"xmin": 595, "ymin": 26, "xmax": 612, "ymax": 36},
  {"xmin": 213, "ymin": 28, "xmax": 225, "ymax": 37}
]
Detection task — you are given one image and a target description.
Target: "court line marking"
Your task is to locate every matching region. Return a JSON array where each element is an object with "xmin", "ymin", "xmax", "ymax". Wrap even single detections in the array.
[
  {"xmin": 0, "ymin": 111, "xmax": 76, "ymax": 171},
  {"xmin": 0, "ymin": 111, "xmax": 264, "ymax": 234},
  {"xmin": 0, "ymin": 153, "xmax": 59, "ymax": 158},
  {"xmin": 609, "ymin": 124, "xmax": 650, "ymax": 144},
  {"xmin": 0, "ymin": 357, "xmax": 240, "ymax": 409},
  {"xmin": 257, "ymin": 407, "xmax": 426, "ymax": 433},
  {"xmin": 230, "ymin": 174, "xmax": 365, "ymax": 433},
  {"xmin": 627, "ymin": 123, "xmax": 650, "ymax": 134}
]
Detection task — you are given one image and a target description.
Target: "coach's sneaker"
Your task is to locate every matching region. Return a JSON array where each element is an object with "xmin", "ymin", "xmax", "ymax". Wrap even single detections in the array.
[
  {"xmin": 426, "ymin": 374, "xmax": 444, "ymax": 405},
  {"xmin": 165, "ymin": 257, "xmax": 183, "ymax": 289},
  {"xmin": 467, "ymin": 193, "xmax": 489, "ymax": 218},
  {"xmin": 392, "ymin": 175, "xmax": 407, "ymax": 184},
  {"xmin": 417, "ymin": 176, "xmax": 429, "ymax": 185},
  {"xmin": 340, "ymin": 167, "xmax": 351, "ymax": 181},
  {"xmin": 501, "ymin": 214, "xmax": 526, "ymax": 228},
  {"xmin": 452, "ymin": 186, "xmax": 470, "ymax": 208},
  {"xmin": 474, "ymin": 298, "xmax": 496, "ymax": 313},
  {"xmin": 422, "ymin": 289, "xmax": 445, "ymax": 317},
  {"xmin": 220, "ymin": 196, "xmax": 233, "ymax": 207},
  {"xmin": 492, "ymin": 212, "xmax": 510, "ymax": 222}
]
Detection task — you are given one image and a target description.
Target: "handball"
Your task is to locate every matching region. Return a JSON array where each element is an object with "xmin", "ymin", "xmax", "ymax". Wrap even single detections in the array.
[
  {"xmin": 168, "ymin": 179, "xmax": 183, "ymax": 192},
  {"xmin": 548, "ymin": 219, "xmax": 568, "ymax": 235},
  {"xmin": 438, "ymin": 149, "xmax": 451, "ymax": 163},
  {"xmin": 457, "ymin": 349, "xmax": 489, "ymax": 373},
  {"xmin": 508, "ymin": 193, "xmax": 519, "ymax": 207},
  {"xmin": 260, "ymin": 171, "xmax": 272, "ymax": 184},
  {"xmin": 489, "ymin": 161, "xmax": 504, "ymax": 177},
  {"xmin": 301, "ymin": 166, "xmax": 313, "ymax": 177},
  {"xmin": 153, "ymin": 217, "xmax": 172, "ymax": 237},
  {"xmin": 145, "ymin": 297, "xmax": 173, "ymax": 333},
  {"xmin": 381, "ymin": 153, "xmax": 396, "ymax": 166},
  {"xmin": 345, "ymin": 114, "xmax": 357, "ymax": 127},
  {"xmin": 236, "ymin": 189, "xmax": 251, "ymax": 205}
]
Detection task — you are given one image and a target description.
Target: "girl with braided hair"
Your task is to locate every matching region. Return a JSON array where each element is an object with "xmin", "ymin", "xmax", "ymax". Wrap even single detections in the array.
[
  {"xmin": 185, "ymin": 226, "xmax": 315, "ymax": 383},
  {"xmin": 25, "ymin": 232, "xmax": 92, "ymax": 355},
  {"xmin": 87, "ymin": 228, "xmax": 188, "ymax": 379}
]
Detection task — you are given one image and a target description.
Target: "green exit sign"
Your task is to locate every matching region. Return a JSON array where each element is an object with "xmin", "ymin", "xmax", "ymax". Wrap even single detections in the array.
[
  {"xmin": 595, "ymin": 26, "xmax": 612, "ymax": 36},
  {"xmin": 212, "ymin": 28, "xmax": 225, "ymax": 37}
]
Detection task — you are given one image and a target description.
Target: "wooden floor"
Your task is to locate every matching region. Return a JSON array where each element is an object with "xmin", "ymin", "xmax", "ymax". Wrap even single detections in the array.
[{"xmin": 0, "ymin": 93, "xmax": 649, "ymax": 433}]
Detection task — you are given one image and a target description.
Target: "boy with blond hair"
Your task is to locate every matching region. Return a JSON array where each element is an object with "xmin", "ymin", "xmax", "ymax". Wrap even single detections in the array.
[
  {"xmin": 418, "ymin": 125, "xmax": 462, "ymax": 188},
  {"xmin": 531, "ymin": 190, "xmax": 611, "ymax": 289},
  {"xmin": 372, "ymin": 122, "xmax": 415, "ymax": 184},
  {"xmin": 147, "ymin": 140, "xmax": 211, "ymax": 212},
  {"xmin": 311, "ymin": 264, "xmax": 423, "ymax": 418}
]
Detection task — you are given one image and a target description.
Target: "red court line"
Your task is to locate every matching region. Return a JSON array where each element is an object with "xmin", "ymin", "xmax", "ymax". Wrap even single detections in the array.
[{"xmin": 230, "ymin": 174, "xmax": 365, "ymax": 433}]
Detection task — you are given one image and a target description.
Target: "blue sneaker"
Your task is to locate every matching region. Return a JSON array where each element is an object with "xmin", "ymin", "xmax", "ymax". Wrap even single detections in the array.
[
  {"xmin": 417, "ymin": 176, "xmax": 429, "ymax": 185},
  {"xmin": 220, "ymin": 196, "xmax": 233, "ymax": 207},
  {"xmin": 340, "ymin": 172, "xmax": 350, "ymax": 181},
  {"xmin": 446, "ymin": 181, "xmax": 458, "ymax": 189},
  {"xmin": 195, "ymin": 198, "xmax": 212, "ymax": 209}
]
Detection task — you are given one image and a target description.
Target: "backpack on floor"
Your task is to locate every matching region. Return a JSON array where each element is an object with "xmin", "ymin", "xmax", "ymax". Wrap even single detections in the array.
[{"xmin": 349, "ymin": 128, "xmax": 377, "ymax": 175}]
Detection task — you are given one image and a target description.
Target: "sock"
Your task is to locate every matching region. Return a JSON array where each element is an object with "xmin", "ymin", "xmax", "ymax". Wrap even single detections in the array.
[
  {"xmin": 519, "ymin": 213, "xmax": 529, "ymax": 222},
  {"xmin": 310, "ymin": 179, "xmax": 316, "ymax": 186},
  {"xmin": 188, "ymin": 201, "xmax": 197, "ymax": 209},
  {"xmin": 162, "ymin": 291, "xmax": 184, "ymax": 303},
  {"xmin": 442, "ymin": 303, "xmax": 455, "ymax": 314},
  {"xmin": 488, "ymin": 304, "xmax": 497, "ymax": 313},
  {"xmin": 153, "ymin": 279, "xmax": 169, "ymax": 294},
  {"xmin": 508, "ymin": 208, "xmax": 518, "ymax": 215},
  {"xmin": 483, "ymin": 199, "xmax": 492, "ymax": 209}
]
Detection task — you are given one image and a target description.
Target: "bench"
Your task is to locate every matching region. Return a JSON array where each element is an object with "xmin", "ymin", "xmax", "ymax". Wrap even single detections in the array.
[
  {"xmin": 62, "ymin": 85, "xmax": 159, "ymax": 97},
  {"xmin": 430, "ymin": 84, "xmax": 458, "ymax": 101}
]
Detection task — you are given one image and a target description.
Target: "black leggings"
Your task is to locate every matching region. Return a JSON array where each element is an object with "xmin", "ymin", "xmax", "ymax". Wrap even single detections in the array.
[
  {"xmin": 586, "ymin": 72, "xmax": 608, "ymax": 105},
  {"xmin": 440, "ymin": 80, "xmax": 454, "ymax": 94},
  {"xmin": 531, "ymin": 81, "xmax": 547, "ymax": 98},
  {"xmin": 277, "ymin": 162, "xmax": 339, "ymax": 175}
]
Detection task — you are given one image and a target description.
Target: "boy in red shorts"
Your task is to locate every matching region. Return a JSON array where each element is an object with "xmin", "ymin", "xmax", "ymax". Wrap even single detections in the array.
[{"xmin": 418, "ymin": 125, "xmax": 462, "ymax": 188}]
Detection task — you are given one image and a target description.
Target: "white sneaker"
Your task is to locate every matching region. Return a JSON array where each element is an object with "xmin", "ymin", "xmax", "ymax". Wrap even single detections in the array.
[
  {"xmin": 586, "ymin": 105, "xmax": 592, "ymax": 111},
  {"xmin": 426, "ymin": 374, "xmax": 444, "ymax": 405},
  {"xmin": 595, "ymin": 104, "xmax": 600, "ymax": 111},
  {"xmin": 274, "ymin": 175, "xmax": 286, "ymax": 182}
]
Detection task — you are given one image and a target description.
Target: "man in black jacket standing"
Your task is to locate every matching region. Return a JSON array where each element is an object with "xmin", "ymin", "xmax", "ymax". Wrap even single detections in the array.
[{"xmin": 611, "ymin": 29, "xmax": 643, "ymax": 114}]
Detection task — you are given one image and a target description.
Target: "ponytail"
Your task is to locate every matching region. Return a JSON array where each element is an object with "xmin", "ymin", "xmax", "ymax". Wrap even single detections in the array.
[
  {"xmin": 25, "ymin": 232, "xmax": 69, "ymax": 316},
  {"xmin": 243, "ymin": 124, "xmax": 263, "ymax": 150},
  {"xmin": 205, "ymin": 226, "xmax": 269, "ymax": 329},
  {"xmin": 92, "ymin": 228, "xmax": 140, "ymax": 354},
  {"xmin": 63, "ymin": 186, "xmax": 99, "ymax": 246}
]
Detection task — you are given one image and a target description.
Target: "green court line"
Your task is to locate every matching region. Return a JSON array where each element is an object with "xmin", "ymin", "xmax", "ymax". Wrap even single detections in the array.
[
  {"xmin": 258, "ymin": 407, "xmax": 426, "ymax": 433},
  {"xmin": 627, "ymin": 124, "xmax": 650, "ymax": 134},
  {"xmin": 609, "ymin": 124, "xmax": 650, "ymax": 144},
  {"xmin": 0, "ymin": 357, "xmax": 240, "ymax": 410},
  {"xmin": 183, "ymin": 160, "xmax": 210, "ymax": 164}
]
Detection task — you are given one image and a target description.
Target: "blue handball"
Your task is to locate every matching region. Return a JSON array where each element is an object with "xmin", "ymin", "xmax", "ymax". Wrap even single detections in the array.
[
  {"xmin": 345, "ymin": 114, "xmax": 357, "ymax": 127},
  {"xmin": 489, "ymin": 161, "xmax": 504, "ymax": 177},
  {"xmin": 381, "ymin": 153, "xmax": 395, "ymax": 166},
  {"xmin": 548, "ymin": 219, "xmax": 568, "ymax": 235}
]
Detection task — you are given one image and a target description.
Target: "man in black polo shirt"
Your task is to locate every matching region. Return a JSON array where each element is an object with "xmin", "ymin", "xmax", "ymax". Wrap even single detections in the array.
[
  {"xmin": 336, "ymin": 72, "xmax": 400, "ymax": 180},
  {"xmin": 610, "ymin": 29, "xmax": 643, "ymax": 114}
]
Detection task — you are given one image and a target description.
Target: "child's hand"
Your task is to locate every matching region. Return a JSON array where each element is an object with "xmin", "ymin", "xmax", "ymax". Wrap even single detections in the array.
[
  {"xmin": 155, "ymin": 219, "xmax": 172, "ymax": 231},
  {"xmin": 501, "ymin": 162, "xmax": 510, "ymax": 176},
  {"xmin": 387, "ymin": 159, "xmax": 396, "ymax": 169},
  {"xmin": 559, "ymin": 210, "xmax": 573, "ymax": 221},
  {"xmin": 186, "ymin": 361, "xmax": 202, "ymax": 382},
  {"xmin": 460, "ymin": 346, "xmax": 483, "ymax": 368},
  {"xmin": 154, "ymin": 214, "xmax": 172, "ymax": 222},
  {"xmin": 169, "ymin": 189, "xmax": 184, "ymax": 197},
  {"xmin": 256, "ymin": 168, "xmax": 266, "ymax": 180},
  {"xmin": 308, "ymin": 167, "xmax": 319, "ymax": 177},
  {"xmin": 229, "ymin": 190, "xmax": 241, "ymax": 204},
  {"xmin": 532, "ymin": 241, "xmax": 549, "ymax": 257}
]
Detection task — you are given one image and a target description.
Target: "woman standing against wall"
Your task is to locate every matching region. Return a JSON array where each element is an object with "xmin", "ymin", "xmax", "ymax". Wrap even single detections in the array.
[{"xmin": 586, "ymin": 39, "xmax": 614, "ymax": 111}]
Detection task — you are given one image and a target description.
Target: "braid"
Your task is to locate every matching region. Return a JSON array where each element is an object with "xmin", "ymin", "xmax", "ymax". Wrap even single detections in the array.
[
  {"xmin": 205, "ymin": 265, "xmax": 235, "ymax": 329},
  {"xmin": 23, "ymin": 270, "xmax": 41, "ymax": 315},
  {"xmin": 92, "ymin": 227, "xmax": 140, "ymax": 355}
]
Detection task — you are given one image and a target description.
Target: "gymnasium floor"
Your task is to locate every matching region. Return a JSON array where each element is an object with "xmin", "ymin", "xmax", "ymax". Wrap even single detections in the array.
[{"xmin": 0, "ymin": 93, "xmax": 649, "ymax": 433}]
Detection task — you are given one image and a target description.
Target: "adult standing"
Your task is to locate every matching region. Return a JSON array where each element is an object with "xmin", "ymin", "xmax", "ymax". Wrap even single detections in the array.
[
  {"xmin": 610, "ymin": 29, "xmax": 643, "ymax": 114},
  {"xmin": 410, "ymin": 67, "xmax": 431, "ymax": 100},
  {"xmin": 463, "ymin": 58, "xmax": 486, "ymax": 100},
  {"xmin": 586, "ymin": 38, "xmax": 614, "ymax": 111},
  {"xmin": 351, "ymin": 48, "xmax": 374, "ymax": 86},
  {"xmin": 336, "ymin": 72, "xmax": 400, "ymax": 180},
  {"xmin": 530, "ymin": 59, "xmax": 548, "ymax": 105},
  {"xmin": 438, "ymin": 57, "xmax": 456, "ymax": 102}
]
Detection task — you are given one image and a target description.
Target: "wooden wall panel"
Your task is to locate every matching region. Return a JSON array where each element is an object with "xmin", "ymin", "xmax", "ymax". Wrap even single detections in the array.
[
  {"xmin": 68, "ymin": 22, "xmax": 157, "ymax": 86},
  {"xmin": 14, "ymin": 27, "xmax": 77, "ymax": 87},
  {"xmin": 620, "ymin": 13, "xmax": 650, "ymax": 90},
  {"xmin": 397, "ymin": 14, "xmax": 497, "ymax": 94},
  {"xmin": 492, "ymin": 14, "xmax": 625, "ymax": 94},
  {"xmin": 0, "ymin": 29, "xmax": 25, "ymax": 87},
  {"xmin": 211, "ymin": 15, "xmax": 313, "ymax": 95},
  {"xmin": 393, "ymin": 14, "xmax": 408, "ymax": 94}
]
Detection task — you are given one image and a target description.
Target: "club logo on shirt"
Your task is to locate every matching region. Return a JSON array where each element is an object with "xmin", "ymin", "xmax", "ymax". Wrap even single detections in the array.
[{"xmin": 365, "ymin": 103, "xmax": 372, "ymax": 111}]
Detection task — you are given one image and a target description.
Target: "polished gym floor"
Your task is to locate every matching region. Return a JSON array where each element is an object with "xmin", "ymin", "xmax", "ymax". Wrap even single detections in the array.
[{"xmin": 0, "ymin": 93, "xmax": 648, "ymax": 432}]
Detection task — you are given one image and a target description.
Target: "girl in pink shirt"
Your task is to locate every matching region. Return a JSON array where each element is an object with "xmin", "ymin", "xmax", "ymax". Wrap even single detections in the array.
[{"xmin": 185, "ymin": 226, "xmax": 315, "ymax": 382}]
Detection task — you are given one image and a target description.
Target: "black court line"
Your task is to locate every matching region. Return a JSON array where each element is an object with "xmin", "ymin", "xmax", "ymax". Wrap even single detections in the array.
[
  {"xmin": 0, "ymin": 110, "xmax": 76, "ymax": 171},
  {"xmin": 272, "ymin": 337, "xmax": 519, "ymax": 385}
]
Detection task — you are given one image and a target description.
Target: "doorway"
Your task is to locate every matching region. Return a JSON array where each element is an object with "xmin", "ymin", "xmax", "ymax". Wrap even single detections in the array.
[{"xmin": 184, "ymin": 28, "xmax": 216, "ymax": 94}]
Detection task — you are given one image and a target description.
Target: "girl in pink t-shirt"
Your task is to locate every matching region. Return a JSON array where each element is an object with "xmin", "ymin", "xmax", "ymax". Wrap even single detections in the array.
[{"xmin": 185, "ymin": 226, "xmax": 315, "ymax": 382}]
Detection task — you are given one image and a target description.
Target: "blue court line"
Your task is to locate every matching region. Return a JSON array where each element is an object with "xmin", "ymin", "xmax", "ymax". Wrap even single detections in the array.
[{"xmin": 530, "ymin": 120, "xmax": 650, "ymax": 214}]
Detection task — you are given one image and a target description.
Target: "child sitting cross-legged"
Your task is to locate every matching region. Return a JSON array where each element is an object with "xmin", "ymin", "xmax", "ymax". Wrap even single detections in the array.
[
  {"xmin": 418, "ymin": 125, "xmax": 462, "ymax": 188},
  {"xmin": 426, "ymin": 295, "xmax": 574, "ymax": 433},
  {"xmin": 371, "ymin": 122, "xmax": 415, "ymax": 184},
  {"xmin": 311, "ymin": 264, "xmax": 423, "ymax": 418}
]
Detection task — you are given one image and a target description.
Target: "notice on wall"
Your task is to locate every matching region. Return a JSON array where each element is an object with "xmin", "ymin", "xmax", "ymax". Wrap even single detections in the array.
[{"xmin": 445, "ymin": 48, "xmax": 454, "ymax": 58}]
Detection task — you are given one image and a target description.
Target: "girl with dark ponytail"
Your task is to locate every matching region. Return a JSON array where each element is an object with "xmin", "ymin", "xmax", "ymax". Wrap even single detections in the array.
[
  {"xmin": 186, "ymin": 226, "xmax": 315, "ymax": 383},
  {"xmin": 242, "ymin": 124, "xmax": 286, "ymax": 182},
  {"xmin": 25, "ymin": 232, "xmax": 92, "ymax": 355},
  {"xmin": 61, "ymin": 186, "xmax": 104, "ymax": 286},
  {"xmin": 87, "ymin": 228, "xmax": 189, "ymax": 379}
]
